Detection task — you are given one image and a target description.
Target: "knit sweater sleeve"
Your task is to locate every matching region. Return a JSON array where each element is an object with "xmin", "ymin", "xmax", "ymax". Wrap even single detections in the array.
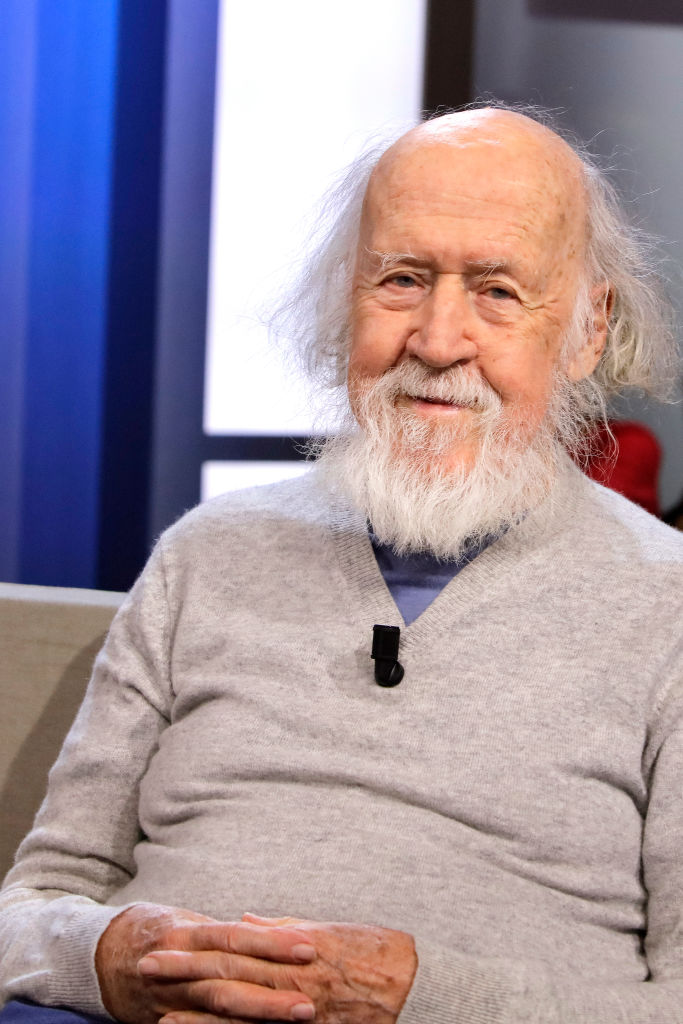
[
  {"xmin": 0, "ymin": 540, "xmax": 174, "ymax": 1015},
  {"xmin": 400, "ymin": 941, "xmax": 683, "ymax": 1024},
  {"xmin": 399, "ymin": 663, "xmax": 683, "ymax": 1024}
]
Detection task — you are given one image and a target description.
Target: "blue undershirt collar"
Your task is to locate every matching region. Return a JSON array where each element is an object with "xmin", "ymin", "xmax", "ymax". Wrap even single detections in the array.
[{"xmin": 369, "ymin": 531, "xmax": 493, "ymax": 625}]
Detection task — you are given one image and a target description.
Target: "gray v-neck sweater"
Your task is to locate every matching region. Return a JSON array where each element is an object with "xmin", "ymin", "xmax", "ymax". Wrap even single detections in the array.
[{"xmin": 2, "ymin": 460, "xmax": 683, "ymax": 1023}]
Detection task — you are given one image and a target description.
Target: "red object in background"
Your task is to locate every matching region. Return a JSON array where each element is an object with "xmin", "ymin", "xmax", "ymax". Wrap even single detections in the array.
[{"xmin": 583, "ymin": 420, "xmax": 662, "ymax": 517}]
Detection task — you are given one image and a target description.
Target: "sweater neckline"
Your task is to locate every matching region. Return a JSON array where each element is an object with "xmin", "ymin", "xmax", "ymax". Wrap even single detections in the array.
[{"xmin": 323, "ymin": 454, "xmax": 588, "ymax": 649}]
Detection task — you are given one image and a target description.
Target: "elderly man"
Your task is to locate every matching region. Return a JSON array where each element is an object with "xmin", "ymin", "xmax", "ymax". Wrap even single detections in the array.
[{"xmin": 1, "ymin": 106, "xmax": 682, "ymax": 1024}]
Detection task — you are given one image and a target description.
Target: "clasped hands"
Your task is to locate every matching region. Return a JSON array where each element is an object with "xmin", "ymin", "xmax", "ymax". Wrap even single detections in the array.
[{"xmin": 95, "ymin": 903, "xmax": 417, "ymax": 1024}]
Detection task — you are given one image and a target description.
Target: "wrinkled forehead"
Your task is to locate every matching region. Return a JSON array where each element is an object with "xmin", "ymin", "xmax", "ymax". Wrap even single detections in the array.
[{"xmin": 362, "ymin": 110, "xmax": 588, "ymax": 254}]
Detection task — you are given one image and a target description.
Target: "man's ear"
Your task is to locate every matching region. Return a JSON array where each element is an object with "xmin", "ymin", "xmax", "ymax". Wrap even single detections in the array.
[{"xmin": 567, "ymin": 281, "xmax": 613, "ymax": 382}]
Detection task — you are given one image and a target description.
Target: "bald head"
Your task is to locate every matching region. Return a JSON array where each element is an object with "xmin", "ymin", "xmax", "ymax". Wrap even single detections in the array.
[
  {"xmin": 378, "ymin": 108, "xmax": 586, "ymax": 193},
  {"xmin": 363, "ymin": 108, "xmax": 590, "ymax": 286},
  {"xmin": 394, "ymin": 107, "xmax": 583, "ymax": 164}
]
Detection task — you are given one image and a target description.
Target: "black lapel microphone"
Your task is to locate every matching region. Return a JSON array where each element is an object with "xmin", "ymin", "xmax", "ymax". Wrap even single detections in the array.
[{"xmin": 371, "ymin": 624, "xmax": 404, "ymax": 686}]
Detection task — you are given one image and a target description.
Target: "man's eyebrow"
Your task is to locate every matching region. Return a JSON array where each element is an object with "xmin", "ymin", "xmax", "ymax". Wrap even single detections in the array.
[
  {"xmin": 363, "ymin": 250, "xmax": 522, "ymax": 277},
  {"xmin": 463, "ymin": 258, "xmax": 518, "ymax": 278},
  {"xmin": 364, "ymin": 249, "xmax": 425, "ymax": 271}
]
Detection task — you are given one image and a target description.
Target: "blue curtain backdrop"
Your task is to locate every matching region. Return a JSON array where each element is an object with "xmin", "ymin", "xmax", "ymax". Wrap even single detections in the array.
[
  {"xmin": 0, "ymin": 3, "xmax": 38, "ymax": 585},
  {"xmin": 0, "ymin": 0, "xmax": 171, "ymax": 590}
]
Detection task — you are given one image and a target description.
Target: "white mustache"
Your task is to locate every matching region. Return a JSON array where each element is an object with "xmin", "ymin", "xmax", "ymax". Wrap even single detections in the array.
[{"xmin": 376, "ymin": 360, "xmax": 502, "ymax": 412}]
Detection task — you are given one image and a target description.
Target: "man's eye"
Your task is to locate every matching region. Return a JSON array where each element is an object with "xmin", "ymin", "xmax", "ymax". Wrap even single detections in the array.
[
  {"xmin": 386, "ymin": 274, "xmax": 417, "ymax": 288},
  {"xmin": 485, "ymin": 285, "xmax": 515, "ymax": 300}
]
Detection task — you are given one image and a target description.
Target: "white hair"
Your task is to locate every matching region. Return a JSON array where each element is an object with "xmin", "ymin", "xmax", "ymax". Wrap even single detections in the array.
[{"xmin": 271, "ymin": 102, "xmax": 679, "ymax": 450}]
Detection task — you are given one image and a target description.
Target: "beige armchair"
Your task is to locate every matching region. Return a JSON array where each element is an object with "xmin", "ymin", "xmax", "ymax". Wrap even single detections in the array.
[{"xmin": 0, "ymin": 582, "xmax": 125, "ymax": 880}]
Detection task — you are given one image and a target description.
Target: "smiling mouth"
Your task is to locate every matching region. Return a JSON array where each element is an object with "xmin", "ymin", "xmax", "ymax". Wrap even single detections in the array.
[{"xmin": 405, "ymin": 393, "xmax": 472, "ymax": 409}]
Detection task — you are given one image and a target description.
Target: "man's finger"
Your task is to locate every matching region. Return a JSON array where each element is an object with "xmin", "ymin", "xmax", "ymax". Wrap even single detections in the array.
[
  {"xmin": 140, "ymin": 949, "xmax": 299, "ymax": 982},
  {"xmin": 160, "ymin": 1003, "xmax": 315, "ymax": 1024},
  {"xmin": 186, "ymin": 978, "xmax": 315, "ymax": 1021},
  {"xmin": 242, "ymin": 912, "xmax": 303, "ymax": 928},
  {"xmin": 160, "ymin": 1016, "xmax": 256, "ymax": 1024},
  {"xmin": 160, "ymin": 1015, "xmax": 268, "ymax": 1024},
  {"xmin": 177, "ymin": 921, "xmax": 316, "ymax": 962},
  {"xmin": 161, "ymin": 1010, "xmax": 313, "ymax": 1024}
]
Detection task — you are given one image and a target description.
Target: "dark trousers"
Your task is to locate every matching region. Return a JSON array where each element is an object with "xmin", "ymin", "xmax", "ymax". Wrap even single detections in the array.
[{"xmin": 0, "ymin": 1002, "xmax": 108, "ymax": 1024}]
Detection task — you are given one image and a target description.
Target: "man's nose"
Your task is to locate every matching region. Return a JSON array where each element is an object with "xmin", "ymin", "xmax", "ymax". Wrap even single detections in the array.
[{"xmin": 405, "ymin": 277, "xmax": 478, "ymax": 368}]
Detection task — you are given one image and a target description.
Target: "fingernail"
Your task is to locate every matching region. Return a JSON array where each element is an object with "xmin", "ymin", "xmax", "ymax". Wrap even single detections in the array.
[
  {"xmin": 137, "ymin": 956, "xmax": 159, "ymax": 976},
  {"xmin": 292, "ymin": 943, "xmax": 316, "ymax": 962},
  {"xmin": 291, "ymin": 1004, "xmax": 315, "ymax": 1020}
]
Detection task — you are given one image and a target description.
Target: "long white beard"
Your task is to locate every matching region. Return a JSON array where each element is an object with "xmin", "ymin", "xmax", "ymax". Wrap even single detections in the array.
[{"xmin": 315, "ymin": 359, "xmax": 568, "ymax": 560}]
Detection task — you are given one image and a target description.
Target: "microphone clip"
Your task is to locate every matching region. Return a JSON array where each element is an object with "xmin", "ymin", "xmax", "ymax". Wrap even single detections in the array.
[{"xmin": 371, "ymin": 624, "xmax": 404, "ymax": 687}]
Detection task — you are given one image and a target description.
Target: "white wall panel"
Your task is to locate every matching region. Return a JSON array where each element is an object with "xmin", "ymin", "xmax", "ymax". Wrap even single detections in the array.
[
  {"xmin": 204, "ymin": 0, "xmax": 427, "ymax": 437},
  {"xmin": 201, "ymin": 459, "xmax": 310, "ymax": 500}
]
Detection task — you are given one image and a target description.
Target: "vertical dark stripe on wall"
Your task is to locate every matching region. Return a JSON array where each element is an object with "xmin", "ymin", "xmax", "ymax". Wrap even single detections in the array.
[
  {"xmin": 97, "ymin": 0, "xmax": 168, "ymax": 592},
  {"xmin": 149, "ymin": 0, "xmax": 219, "ymax": 543},
  {"xmin": 422, "ymin": 0, "xmax": 476, "ymax": 115}
]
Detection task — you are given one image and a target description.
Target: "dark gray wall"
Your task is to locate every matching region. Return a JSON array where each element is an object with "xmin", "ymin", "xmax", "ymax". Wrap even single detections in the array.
[{"xmin": 472, "ymin": 1, "xmax": 683, "ymax": 510}]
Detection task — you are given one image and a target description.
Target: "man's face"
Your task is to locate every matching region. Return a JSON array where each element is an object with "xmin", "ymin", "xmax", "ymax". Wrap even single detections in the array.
[{"xmin": 347, "ymin": 112, "xmax": 605, "ymax": 474}]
